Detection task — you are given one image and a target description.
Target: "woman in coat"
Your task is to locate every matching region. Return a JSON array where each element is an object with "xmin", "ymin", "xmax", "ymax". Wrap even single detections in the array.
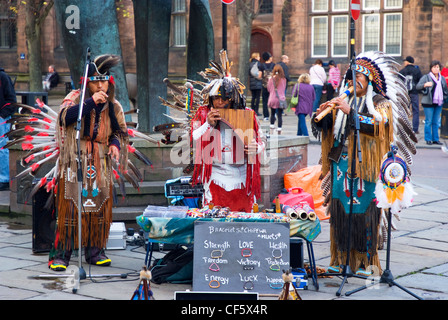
[
  {"xmin": 416, "ymin": 60, "xmax": 448, "ymax": 145},
  {"xmin": 267, "ymin": 64, "xmax": 287, "ymax": 134},
  {"xmin": 249, "ymin": 52, "xmax": 263, "ymax": 116},
  {"xmin": 292, "ymin": 73, "xmax": 315, "ymax": 136}
]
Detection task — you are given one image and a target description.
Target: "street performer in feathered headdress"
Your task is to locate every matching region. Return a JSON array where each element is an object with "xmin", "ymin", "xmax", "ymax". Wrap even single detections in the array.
[
  {"xmin": 49, "ymin": 54, "xmax": 129, "ymax": 271},
  {"xmin": 312, "ymin": 51, "xmax": 417, "ymax": 276},
  {"xmin": 190, "ymin": 50, "xmax": 266, "ymax": 212}
]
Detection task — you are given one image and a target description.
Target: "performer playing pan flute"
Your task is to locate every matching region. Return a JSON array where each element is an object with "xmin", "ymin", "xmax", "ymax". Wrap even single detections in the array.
[
  {"xmin": 311, "ymin": 51, "xmax": 417, "ymax": 276},
  {"xmin": 191, "ymin": 50, "xmax": 266, "ymax": 212}
]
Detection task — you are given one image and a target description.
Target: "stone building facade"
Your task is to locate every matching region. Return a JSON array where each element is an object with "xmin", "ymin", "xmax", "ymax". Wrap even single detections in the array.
[{"xmin": 2, "ymin": 0, "xmax": 448, "ymax": 89}]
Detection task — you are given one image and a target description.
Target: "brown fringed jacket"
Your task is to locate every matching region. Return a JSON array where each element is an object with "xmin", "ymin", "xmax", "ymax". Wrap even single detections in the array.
[{"xmin": 55, "ymin": 89, "xmax": 128, "ymax": 250}]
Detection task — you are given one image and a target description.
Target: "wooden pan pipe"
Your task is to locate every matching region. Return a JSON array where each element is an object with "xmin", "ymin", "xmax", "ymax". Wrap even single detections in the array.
[
  {"xmin": 314, "ymin": 86, "xmax": 354, "ymax": 122},
  {"xmin": 218, "ymin": 108, "xmax": 255, "ymax": 145}
]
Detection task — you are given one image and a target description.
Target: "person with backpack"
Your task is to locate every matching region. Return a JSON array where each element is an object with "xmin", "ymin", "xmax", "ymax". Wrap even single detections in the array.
[
  {"xmin": 249, "ymin": 52, "xmax": 262, "ymax": 116},
  {"xmin": 260, "ymin": 52, "xmax": 275, "ymax": 121},
  {"xmin": 399, "ymin": 56, "xmax": 422, "ymax": 134},
  {"xmin": 0, "ymin": 67, "xmax": 17, "ymax": 191}
]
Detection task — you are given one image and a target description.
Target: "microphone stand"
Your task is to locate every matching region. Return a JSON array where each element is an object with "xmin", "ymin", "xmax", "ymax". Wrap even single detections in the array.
[
  {"xmin": 319, "ymin": 16, "xmax": 368, "ymax": 296},
  {"xmin": 345, "ymin": 208, "xmax": 423, "ymax": 299},
  {"xmin": 72, "ymin": 47, "xmax": 92, "ymax": 293}
]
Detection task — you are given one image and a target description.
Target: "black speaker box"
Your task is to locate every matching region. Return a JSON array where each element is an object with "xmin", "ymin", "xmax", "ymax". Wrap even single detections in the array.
[
  {"xmin": 32, "ymin": 187, "xmax": 55, "ymax": 253},
  {"xmin": 290, "ymin": 238, "xmax": 304, "ymax": 269}
]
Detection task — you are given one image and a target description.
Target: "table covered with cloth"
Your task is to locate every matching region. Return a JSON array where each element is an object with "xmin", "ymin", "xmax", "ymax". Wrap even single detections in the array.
[{"xmin": 136, "ymin": 215, "xmax": 321, "ymax": 244}]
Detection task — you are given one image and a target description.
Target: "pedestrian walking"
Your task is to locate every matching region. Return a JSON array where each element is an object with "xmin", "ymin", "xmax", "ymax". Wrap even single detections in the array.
[
  {"xmin": 416, "ymin": 60, "xmax": 448, "ymax": 145},
  {"xmin": 292, "ymin": 73, "xmax": 314, "ymax": 136},
  {"xmin": 267, "ymin": 64, "xmax": 287, "ymax": 135}
]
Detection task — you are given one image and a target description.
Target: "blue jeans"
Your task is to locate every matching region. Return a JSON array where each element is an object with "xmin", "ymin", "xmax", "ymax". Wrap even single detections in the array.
[
  {"xmin": 0, "ymin": 118, "xmax": 10, "ymax": 183},
  {"xmin": 312, "ymin": 84, "xmax": 323, "ymax": 112},
  {"xmin": 297, "ymin": 113, "xmax": 308, "ymax": 136},
  {"xmin": 423, "ymin": 104, "xmax": 442, "ymax": 142},
  {"xmin": 409, "ymin": 93, "xmax": 420, "ymax": 132}
]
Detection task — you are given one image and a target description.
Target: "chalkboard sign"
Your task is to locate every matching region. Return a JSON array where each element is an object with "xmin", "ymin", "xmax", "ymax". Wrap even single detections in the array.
[{"xmin": 193, "ymin": 221, "xmax": 290, "ymax": 294}]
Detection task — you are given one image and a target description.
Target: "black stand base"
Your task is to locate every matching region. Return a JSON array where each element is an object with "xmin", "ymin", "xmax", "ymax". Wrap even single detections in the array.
[
  {"xmin": 319, "ymin": 265, "xmax": 368, "ymax": 296},
  {"xmin": 345, "ymin": 267, "xmax": 423, "ymax": 300},
  {"xmin": 345, "ymin": 209, "xmax": 423, "ymax": 300}
]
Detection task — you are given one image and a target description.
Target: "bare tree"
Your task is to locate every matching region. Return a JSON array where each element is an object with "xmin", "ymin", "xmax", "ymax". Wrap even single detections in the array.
[
  {"xmin": 236, "ymin": 0, "xmax": 262, "ymax": 88},
  {"xmin": 18, "ymin": 0, "xmax": 54, "ymax": 91}
]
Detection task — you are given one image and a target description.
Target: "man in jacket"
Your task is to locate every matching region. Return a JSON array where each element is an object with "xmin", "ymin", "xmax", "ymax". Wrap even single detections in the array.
[
  {"xmin": 400, "ymin": 56, "xmax": 422, "ymax": 134},
  {"xmin": 0, "ymin": 68, "xmax": 16, "ymax": 190}
]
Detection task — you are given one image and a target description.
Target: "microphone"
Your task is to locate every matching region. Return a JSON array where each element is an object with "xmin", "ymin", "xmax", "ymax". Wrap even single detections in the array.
[{"xmin": 86, "ymin": 47, "xmax": 91, "ymax": 64}]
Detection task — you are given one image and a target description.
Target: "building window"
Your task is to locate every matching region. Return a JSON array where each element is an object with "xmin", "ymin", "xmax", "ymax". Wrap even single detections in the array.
[
  {"xmin": 332, "ymin": 0, "xmax": 348, "ymax": 11},
  {"xmin": 332, "ymin": 15, "xmax": 348, "ymax": 56},
  {"xmin": 312, "ymin": 16, "xmax": 328, "ymax": 57},
  {"xmin": 362, "ymin": 14, "xmax": 380, "ymax": 52},
  {"xmin": 172, "ymin": 0, "xmax": 186, "ymax": 47},
  {"xmin": 363, "ymin": 0, "xmax": 380, "ymax": 9},
  {"xmin": 311, "ymin": 1, "xmax": 402, "ymax": 58},
  {"xmin": 384, "ymin": 13, "xmax": 402, "ymax": 55},
  {"xmin": 0, "ymin": 8, "xmax": 17, "ymax": 48},
  {"xmin": 313, "ymin": 0, "xmax": 328, "ymax": 12},
  {"xmin": 385, "ymin": 0, "xmax": 403, "ymax": 9},
  {"xmin": 259, "ymin": 0, "xmax": 273, "ymax": 14}
]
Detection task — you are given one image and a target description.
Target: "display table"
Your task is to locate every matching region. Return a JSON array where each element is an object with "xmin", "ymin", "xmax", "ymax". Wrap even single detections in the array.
[{"xmin": 136, "ymin": 215, "xmax": 321, "ymax": 289}]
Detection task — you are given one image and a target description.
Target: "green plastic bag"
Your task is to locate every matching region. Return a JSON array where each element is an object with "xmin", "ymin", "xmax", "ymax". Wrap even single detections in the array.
[{"xmin": 289, "ymin": 83, "xmax": 299, "ymax": 110}]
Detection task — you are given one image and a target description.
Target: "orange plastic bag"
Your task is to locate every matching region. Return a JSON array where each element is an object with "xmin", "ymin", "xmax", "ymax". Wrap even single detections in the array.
[{"xmin": 284, "ymin": 165, "xmax": 328, "ymax": 220}]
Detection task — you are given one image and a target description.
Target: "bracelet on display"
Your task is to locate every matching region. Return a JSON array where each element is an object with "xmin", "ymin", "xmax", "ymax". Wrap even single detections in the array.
[
  {"xmin": 211, "ymin": 249, "xmax": 223, "ymax": 259},
  {"xmin": 272, "ymin": 248, "xmax": 282, "ymax": 259},
  {"xmin": 269, "ymin": 282, "xmax": 283, "ymax": 290},
  {"xmin": 209, "ymin": 280, "xmax": 220, "ymax": 289},
  {"xmin": 209, "ymin": 262, "xmax": 220, "ymax": 272},
  {"xmin": 241, "ymin": 248, "xmax": 252, "ymax": 257},
  {"xmin": 270, "ymin": 264, "xmax": 281, "ymax": 272},
  {"xmin": 243, "ymin": 281, "xmax": 254, "ymax": 290}
]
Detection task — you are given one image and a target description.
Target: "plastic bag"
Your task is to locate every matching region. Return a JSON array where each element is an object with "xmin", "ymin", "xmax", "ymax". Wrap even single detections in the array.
[{"xmin": 284, "ymin": 165, "xmax": 328, "ymax": 220}]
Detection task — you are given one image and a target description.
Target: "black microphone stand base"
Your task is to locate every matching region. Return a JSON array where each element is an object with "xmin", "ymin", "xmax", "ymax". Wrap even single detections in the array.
[
  {"xmin": 344, "ymin": 209, "xmax": 423, "ymax": 300},
  {"xmin": 344, "ymin": 269, "xmax": 423, "ymax": 300},
  {"xmin": 319, "ymin": 265, "xmax": 369, "ymax": 297}
]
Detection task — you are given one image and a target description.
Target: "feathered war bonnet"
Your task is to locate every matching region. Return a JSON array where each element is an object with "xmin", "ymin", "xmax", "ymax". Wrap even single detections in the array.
[
  {"xmin": 199, "ymin": 49, "xmax": 246, "ymax": 109},
  {"xmin": 85, "ymin": 54, "xmax": 121, "ymax": 101},
  {"xmin": 342, "ymin": 51, "xmax": 412, "ymax": 121}
]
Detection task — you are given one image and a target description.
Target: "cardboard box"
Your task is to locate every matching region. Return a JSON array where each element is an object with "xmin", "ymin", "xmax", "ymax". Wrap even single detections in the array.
[{"xmin": 106, "ymin": 222, "xmax": 126, "ymax": 250}]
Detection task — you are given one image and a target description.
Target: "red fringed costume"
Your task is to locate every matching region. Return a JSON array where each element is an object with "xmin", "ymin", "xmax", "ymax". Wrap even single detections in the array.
[{"xmin": 190, "ymin": 106, "xmax": 264, "ymax": 212}]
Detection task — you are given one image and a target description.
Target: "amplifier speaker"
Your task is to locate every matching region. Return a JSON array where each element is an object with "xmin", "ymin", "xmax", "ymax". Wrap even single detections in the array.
[
  {"xmin": 32, "ymin": 187, "xmax": 55, "ymax": 253},
  {"xmin": 290, "ymin": 238, "xmax": 304, "ymax": 269}
]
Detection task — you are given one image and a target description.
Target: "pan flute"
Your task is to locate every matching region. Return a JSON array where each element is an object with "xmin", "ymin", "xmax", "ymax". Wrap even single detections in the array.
[{"xmin": 218, "ymin": 108, "xmax": 255, "ymax": 145}]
